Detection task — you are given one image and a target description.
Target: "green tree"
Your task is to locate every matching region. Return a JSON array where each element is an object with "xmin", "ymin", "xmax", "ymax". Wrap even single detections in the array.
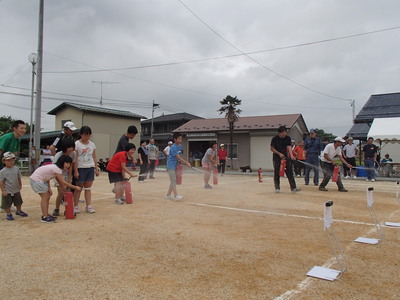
[
  {"xmin": 0, "ymin": 116, "xmax": 15, "ymax": 136},
  {"xmin": 314, "ymin": 128, "xmax": 335, "ymax": 141},
  {"xmin": 217, "ymin": 95, "xmax": 242, "ymax": 169}
]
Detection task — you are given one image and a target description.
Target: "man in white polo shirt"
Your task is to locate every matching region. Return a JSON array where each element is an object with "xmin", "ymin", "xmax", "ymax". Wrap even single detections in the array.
[{"xmin": 319, "ymin": 137, "xmax": 353, "ymax": 192}]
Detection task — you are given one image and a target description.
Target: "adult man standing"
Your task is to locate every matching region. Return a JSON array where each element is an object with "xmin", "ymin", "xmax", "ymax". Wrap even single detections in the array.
[
  {"xmin": 342, "ymin": 137, "xmax": 358, "ymax": 179},
  {"xmin": 146, "ymin": 138, "xmax": 159, "ymax": 179},
  {"xmin": 270, "ymin": 126, "xmax": 301, "ymax": 193},
  {"xmin": 362, "ymin": 137, "xmax": 378, "ymax": 182},
  {"xmin": 319, "ymin": 137, "xmax": 352, "ymax": 192},
  {"xmin": 49, "ymin": 121, "xmax": 77, "ymax": 156},
  {"xmin": 0, "ymin": 120, "xmax": 26, "ymax": 169},
  {"xmin": 163, "ymin": 141, "xmax": 173, "ymax": 158},
  {"xmin": 304, "ymin": 129, "xmax": 323, "ymax": 186}
]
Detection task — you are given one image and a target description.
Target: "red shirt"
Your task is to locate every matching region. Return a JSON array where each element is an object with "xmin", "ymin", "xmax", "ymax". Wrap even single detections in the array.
[
  {"xmin": 294, "ymin": 146, "xmax": 306, "ymax": 160},
  {"xmin": 106, "ymin": 151, "xmax": 128, "ymax": 173},
  {"xmin": 218, "ymin": 149, "xmax": 227, "ymax": 160}
]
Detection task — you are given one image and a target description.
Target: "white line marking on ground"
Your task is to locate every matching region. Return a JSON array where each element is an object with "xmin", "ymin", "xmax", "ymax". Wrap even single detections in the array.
[{"xmin": 189, "ymin": 202, "xmax": 379, "ymax": 226}]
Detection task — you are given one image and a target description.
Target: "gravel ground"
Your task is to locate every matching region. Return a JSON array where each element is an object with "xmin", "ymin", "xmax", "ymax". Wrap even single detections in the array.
[{"xmin": 0, "ymin": 170, "xmax": 399, "ymax": 299}]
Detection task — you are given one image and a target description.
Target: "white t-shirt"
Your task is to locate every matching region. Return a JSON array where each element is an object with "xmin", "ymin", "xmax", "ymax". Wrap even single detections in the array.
[
  {"xmin": 30, "ymin": 164, "xmax": 62, "ymax": 183},
  {"xmin": 163, "ymin": 145, "xmax": 171, "ymax": 156},
  {"xmin": 343, "ymin": 144, "xmax": 357, "ymax": 158},
  {"xmin": 75, "ymin": 140, "xmax": 96, "ymax": 168},
  {"xmin": 321, "ymin": 143, "xmax": 343, "ymax": 163}
]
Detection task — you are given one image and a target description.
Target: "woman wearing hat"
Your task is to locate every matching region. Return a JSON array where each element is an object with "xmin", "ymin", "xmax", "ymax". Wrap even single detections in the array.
[{"xmin": 217, "ymin": 144, "xmax": 227, "ymax": 175}]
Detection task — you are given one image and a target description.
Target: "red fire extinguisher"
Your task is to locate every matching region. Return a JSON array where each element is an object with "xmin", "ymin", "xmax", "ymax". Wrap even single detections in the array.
[
  {"xmin": 124, "ymin": 178, "xmax": 133, "ymax": 204},
  {"xmin": 64, "ymin": 190, "xmax": 75, "ymax": 219},
  {"xmin": 258, "ymin": 168, "xmax": 263, "ymax": 182},
  {"xmin": 332, "ymin": 165, "xmax": 339, "ymax": 182},
  {"xmin": 176, "ymin": 163, "xmax": 183, "ymax": 185},
  {"xmin": 279, "ymin": 159, "xmax": 286, "ymax": 177},
  {"xmin": 213, "ymin": 167, "xmax": 218, "ymax": 185}
]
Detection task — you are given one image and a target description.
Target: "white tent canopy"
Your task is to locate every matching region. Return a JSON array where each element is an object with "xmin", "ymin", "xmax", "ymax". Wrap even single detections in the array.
[{"xmin": 368, "ymin": 117, "xmax": 400, "ymax": 143}]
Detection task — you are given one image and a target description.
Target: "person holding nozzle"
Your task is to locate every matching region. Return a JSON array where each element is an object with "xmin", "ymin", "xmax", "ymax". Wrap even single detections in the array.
[
  {"xmin": 319, "ymin": 137, "xmax": 352, "ymax": 192},
  {"xmin": 270, "ymin": 126, "xmax": 301, "ymax": 193}
]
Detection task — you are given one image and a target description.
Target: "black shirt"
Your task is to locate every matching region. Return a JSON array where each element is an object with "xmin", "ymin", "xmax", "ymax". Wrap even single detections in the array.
[
  {"xmin": 115, "ymin": 134, "xmax": 129, "ymax": 154},
  {"xmin": 138, "ymin": 146, "xmax": 148, "ymax": 163},
  {"xmin": 271, "ymin": 135, "xmax": 292, "ymax": 158},
  {"xmin": 363, "ymin": 143, "xmax": 378, "ymax": 159}
]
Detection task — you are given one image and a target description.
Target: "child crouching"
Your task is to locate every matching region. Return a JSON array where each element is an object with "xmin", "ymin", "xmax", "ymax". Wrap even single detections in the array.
[
  {"xmin": 30, "ymin": 155, "xmax": 82, "ymax": 223},
  {"xmin": 106, "ymin": 143, "xmax": 137, "ymax": 204}
]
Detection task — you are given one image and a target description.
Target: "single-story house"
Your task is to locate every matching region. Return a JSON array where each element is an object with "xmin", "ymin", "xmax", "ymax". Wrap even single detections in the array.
[{"xmin": 173, "ymin": 113, "xmax": 308, "ymax": 171}]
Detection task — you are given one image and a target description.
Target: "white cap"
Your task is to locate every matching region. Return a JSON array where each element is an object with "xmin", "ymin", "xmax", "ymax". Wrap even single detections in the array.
[
  {"xmin": 168, "ymin": 141, "xmax": 173, "ymax": 145},
  {"xmin": 2, "ymin": 151, "xmax": 16, "ymax": 160},
  {"xmin": 63, "ymin": 121, "xmax": 77, "ymax": 131},
  {"xmin": 334, "ymin": 137, "xmax": 345, "ymax": 143}
]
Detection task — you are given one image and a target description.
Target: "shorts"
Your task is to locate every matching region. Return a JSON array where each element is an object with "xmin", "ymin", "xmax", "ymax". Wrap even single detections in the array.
[
  {"xmin": 30, "ymin": 179, "xmax": 50, "ymax": 194},
  {"xmin": 108, "ymin": 171, "xmax": 124, "ymax": 184},
  {"xmin": 168, "ymin": 169, "xmax": 177, "ymax": 187},
  {"xmin": 76, "ymin": 167, "xmax": 95, "ymax": 184},
  {"xmin": 1, "ymin": 192, "xmax": 23, "ymax": 209},
  {"xmin": 201, "ymin": 161, "xmax": 212, "ymax": 169},
  {"xmin": 345, "ymin": 157, "xmax": 356, "ymax": 167}
]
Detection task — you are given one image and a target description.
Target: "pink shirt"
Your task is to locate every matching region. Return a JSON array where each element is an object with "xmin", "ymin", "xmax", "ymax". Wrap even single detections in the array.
[{"xmin": 30, "ymin": 164, "xmax": 62, "ymax": 183}]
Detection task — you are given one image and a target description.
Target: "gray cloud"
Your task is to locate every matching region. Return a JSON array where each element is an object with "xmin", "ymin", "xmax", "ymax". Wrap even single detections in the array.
[{"xmin": 1, "ymin": 0, "xmax": 400, "ymax": 135}]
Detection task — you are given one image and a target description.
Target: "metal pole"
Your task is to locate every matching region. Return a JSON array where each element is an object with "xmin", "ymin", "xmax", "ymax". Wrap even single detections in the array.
[
  {"xmin": 151, "ymin": 100, "xmax": 155, "ymax": 138},
  {"xmin": 34, "ymin": 0, "xmax": 44, "ymax": 167},
  {"xmin": 28, "ymin": 54, "xmax": 37, "ymax": 173}
]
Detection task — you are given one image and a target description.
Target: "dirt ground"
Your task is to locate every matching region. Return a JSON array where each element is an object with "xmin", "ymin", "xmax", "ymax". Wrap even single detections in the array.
[{"xmin": 0, "ymin": 169, "xmax": 399, "ymax": 300}]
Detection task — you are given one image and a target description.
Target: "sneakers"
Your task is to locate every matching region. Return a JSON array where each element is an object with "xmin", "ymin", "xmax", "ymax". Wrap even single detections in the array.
[
  {"xmin": 371, "ymin": 179, "xmax": 376, "ymax": 182},
  {"xmin": 6, "ymin": 213, "xmax": 14, "ymax": 221},
  {"xmin": 52, "ymin": 209, "xmax": 60, "ymax": 216},
  {"xmin": 121, "ymin": 197, "xmax": 126, "ymax": 202},
  {"xmin": 338, "ymin": 189, "xmax": 348, "ymax": 192},
  {"xmin": 174, "ymin": 195, "xmax": 184, "ymax": 201},
  {"xmin": 165, "ymin": 195, "xmax": 174, "ymax": 200},
  {"xmin": 41, "ymin": 215, "xmax": 56, "ymax": 223},
  {"xmin": 204, "ymin": 184, "xmax": 212, "ymax": 189},
  {"xmin": 115, "ymin": 198, "xmax": 124, "ymax": 205},
  {"xmin": 353, "ymin": 175, "xmax": 357, "ymax": 179},
  {"xmin": 345, "ymin": 176, "xmax": 350, "ymax": 179},
  {"xmin": 319, "ymin": 187, "xmax": 328, "ymax": 191},
  {"xmin": 16, "ymin": 210, "xmax": 28, "ymax": 217},
  {"xmin": 275, "ymin": 189, "xmax": 280, "ymax": 193},
  {"xmin": 86, "ymin": 205, "xmax": 96, "ymax": 213},
  {"xmin": 74, "ymin": 206, "xmax": 80, "ymax": 214},
  {"xmin": 291, "ymin": 188, "xmax": 301, "ymax": 192}
]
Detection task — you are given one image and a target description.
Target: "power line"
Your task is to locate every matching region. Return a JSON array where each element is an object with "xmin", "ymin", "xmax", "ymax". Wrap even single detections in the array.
[
  {"xmin": 177, "ymin": 0, "xmax": 352, "ymax": 102},
  {"xmin": 43, "ymin": 25, "xmax": 400, "ymax": 74}
]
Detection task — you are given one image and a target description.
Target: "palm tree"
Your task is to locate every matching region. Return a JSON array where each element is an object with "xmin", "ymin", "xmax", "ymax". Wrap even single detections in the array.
[{"xmin": 218, "ymin": 95, "xmax": 242, "ymax": 169}]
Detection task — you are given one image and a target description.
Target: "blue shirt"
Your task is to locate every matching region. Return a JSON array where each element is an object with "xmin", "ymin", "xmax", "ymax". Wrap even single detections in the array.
[
  {"xmin": 304, "ymin": 137, "xmax": 323, "ymax": 154},
  {"xmin": 167, "ymin": 143, "xmax": 182, "ymax": 170}
]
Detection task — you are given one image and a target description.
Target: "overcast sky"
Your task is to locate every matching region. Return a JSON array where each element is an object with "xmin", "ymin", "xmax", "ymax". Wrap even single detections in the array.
[{"xmin": 1, "ymin": 0, "xmax": 399, "ymax": 136}]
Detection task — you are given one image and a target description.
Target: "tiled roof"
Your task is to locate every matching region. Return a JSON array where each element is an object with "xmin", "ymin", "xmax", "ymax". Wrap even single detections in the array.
[
  {"xmin": 354, "ymin": 92, "xmax": 400, "ymax": 123},
  {"xmin": 141, "ymin": 112, "xmax": 203, "ymax": 124},
  {"xmin": 47, "ymin": 102, "xmax": 146, "ymax": 119},
  {"xmin": 174, "ymin": 114, "xmax": 303, "ymax": 132},
  {"xmin": 347, "ymin": 92, "xmax": 400, "ymax": 139}
]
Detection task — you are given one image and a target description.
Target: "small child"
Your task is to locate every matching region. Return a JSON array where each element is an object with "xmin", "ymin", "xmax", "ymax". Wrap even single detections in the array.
[
  {"xmin": 52, "ymin": 139, "xmax": 76, "ymax": 216},
  {"xmin": 166, "ymin": 132, "xmax": 191, "ymax": 201},
  {"xmin": 30, "ymin": 155, "xmax": 81, "ymax": 223},
  {"xmin": 106, "ymin": 143, "xmax": 137, "ymax": 204},
  {"xmin": 73, "ymin": 126, "xmax": 99, "ymax": 214},
  {"xmin": 0, "ymin": 152, "xmax": 27, "ymax": 221}
]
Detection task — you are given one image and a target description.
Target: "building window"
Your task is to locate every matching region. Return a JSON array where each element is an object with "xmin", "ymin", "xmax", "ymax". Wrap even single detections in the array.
[
  {"xmin": 226, "ymin": 143, "xmax": 238, "ymax": 159},
  {"xmin": 61, "ymin": 119, "xmax": 71, "ymax": 129}
]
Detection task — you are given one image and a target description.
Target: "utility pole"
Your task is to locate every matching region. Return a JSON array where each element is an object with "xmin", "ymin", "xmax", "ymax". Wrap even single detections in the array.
[
  {"xmin": 92, "ymin": 81, "xmax": 120, "ymax": 105},
  {"xmin": 151, "ymin": 100, "xmax": 160, "ymax": 138},
  {"xmin": 34, "ymin": 0, "xmax": 44, "ymax": 168},
  {"xmin": 350, "ymin": 100, "xmax": 356, "ymax": 122}
]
